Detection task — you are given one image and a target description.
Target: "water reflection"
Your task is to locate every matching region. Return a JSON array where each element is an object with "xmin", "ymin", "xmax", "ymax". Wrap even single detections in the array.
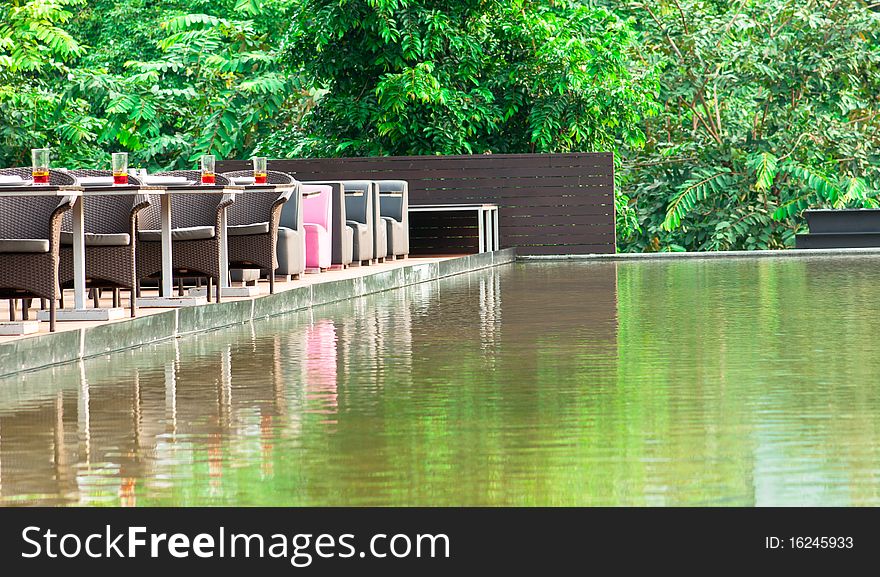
[
  {"xmin": 0, "ymin": 269, "xmax": 448, "ymax": 505},
  {"xmin": 4, "ymin": 257, "xmax": 880, "ymax": 505}
]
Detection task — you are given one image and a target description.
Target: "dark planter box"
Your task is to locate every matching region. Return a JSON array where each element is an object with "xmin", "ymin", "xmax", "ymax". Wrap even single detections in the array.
[
  {"xmin": 805, "ymin": 209, "xmax": 880, "ymax": 234},
  {"xmin": 796, "ymin": 232, "xmax": 880, "ymax": 249}
]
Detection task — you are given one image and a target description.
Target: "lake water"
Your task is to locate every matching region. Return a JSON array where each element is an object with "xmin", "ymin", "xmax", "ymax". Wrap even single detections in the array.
[{"xmin": 2, "ymin": 257, "xmax": 880, "ymax": 506}]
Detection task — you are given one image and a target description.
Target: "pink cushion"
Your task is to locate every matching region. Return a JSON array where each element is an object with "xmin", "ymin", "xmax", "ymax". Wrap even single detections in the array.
[
  {"xmin": 302, "ymin": 185, "xmax": 332, "ymax": 269},
  {"xmin": 303, "ymin": 223, "xmax": 331, "ymax": 269},
  {"xmin": 305, "ymin": 320, "xmax": 337, "ymax": 410},
  {"xmin": 302, "ymin": 185, "xmax": 332, "ymax": 228}
]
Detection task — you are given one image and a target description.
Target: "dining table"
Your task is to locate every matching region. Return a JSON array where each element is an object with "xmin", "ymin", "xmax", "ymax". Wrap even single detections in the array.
[{"xmin": 136, "ymin": 182, "xmax": 241, "ymax": 307}]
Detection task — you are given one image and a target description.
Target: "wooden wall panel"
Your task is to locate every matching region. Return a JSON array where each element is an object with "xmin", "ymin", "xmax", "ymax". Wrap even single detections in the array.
[{"xmin": 219, "ymin": 153, "xmax": 615, "ymax": 255}]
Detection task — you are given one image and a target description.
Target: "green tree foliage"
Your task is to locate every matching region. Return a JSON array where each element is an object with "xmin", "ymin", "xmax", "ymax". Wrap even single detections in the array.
[
  {"xmin": 619, "ymin": 0, "xmax": 880, "ymax": 252},
  {"xmin": 67, "ymin": 9, "xmax": 305, "ymax": 168},
  {"xmin": 270, "ymin": 0, "xmax": 656, "ymax": 159},
  {"xmin": 0, "ymin": 0, "xmax": 92, "ymax": 166},
  {"xmin": 266, "ymin": 0, "xmax": 657, "ymax": 237},
  {"xmin": 1, "ymin": 0, "xmax": 311, "ymax": 170},
  {"xmin": 4, "ymin": 0, "xmax": 880, "ymax": 253}
]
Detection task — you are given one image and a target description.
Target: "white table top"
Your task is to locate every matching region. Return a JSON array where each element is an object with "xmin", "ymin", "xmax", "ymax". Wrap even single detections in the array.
[
  {"xmin": 409, "ymin": 203, "xmax": 498, "ymax": 210},
  {"xmin": 0, "ymin": 185, "xmax": 82, "ymax": 197}
]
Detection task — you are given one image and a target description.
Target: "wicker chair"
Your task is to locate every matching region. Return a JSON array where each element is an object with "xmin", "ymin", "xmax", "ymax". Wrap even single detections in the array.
[
  {"xmin": 136, "ymin": 170, "xmax": 234, "ymax": 303},
  {"xmin": 0, "ymin": 167, "xmax": 76, "ymax": 331},
  {"xmin": 57, "ymin": 170, "xmax": 150, "ymax": 317},
  {"xmin": 220, "ymin": 170, "xmax": 295, "ymax": 293}
]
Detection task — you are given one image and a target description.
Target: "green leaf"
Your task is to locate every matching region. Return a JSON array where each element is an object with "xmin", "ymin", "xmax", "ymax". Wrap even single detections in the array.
[
  {"xmin": 662, "ymin": 170, "xmax": 737, "ymax": 231},
  {"xmin": 747, "ymin": 152, "xmax": 778, "ymax": 192}
]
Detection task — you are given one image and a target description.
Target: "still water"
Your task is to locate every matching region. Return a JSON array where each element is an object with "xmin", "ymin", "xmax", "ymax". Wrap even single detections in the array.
[{"xmin": 2, "ymin": 257, "xmax": 880, "ymax": 506}]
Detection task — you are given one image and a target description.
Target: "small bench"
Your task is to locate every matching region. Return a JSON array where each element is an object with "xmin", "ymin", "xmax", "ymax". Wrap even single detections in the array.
[{"xmin": 408, "ymin": 203, "xmax": 499, "ymax": 254}]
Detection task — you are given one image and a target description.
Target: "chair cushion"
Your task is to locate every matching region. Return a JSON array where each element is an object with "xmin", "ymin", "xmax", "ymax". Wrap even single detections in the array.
[
  {"xmin": 0, "ymin": 239, "xmax": 50, "ymax": 253},
  {"xmin": 60, "ymin": 231, "xmax": 131, "ymax": 247},
  {"xmin": 228, "ymin": 222, "xmax": 269, "ymax": 236},
  {"xmin": 346, "ymin": 220, "xmax": 368, "ymax": 233},
  {"xmin": 138, "ymin": 226, "xmax": 215, "ymax": 242},
  {"xmin": 303, "ymin": 222, "xmax": 327, "ymax": 235},
  {"xmin": 230, "ymin": 268, "xmax": 262, "ymax": 282}
]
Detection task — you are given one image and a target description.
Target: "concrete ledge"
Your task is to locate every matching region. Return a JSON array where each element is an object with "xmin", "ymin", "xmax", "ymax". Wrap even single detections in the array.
[
  {"xmin": 0, "ymin": 329, "xmax": 82, "ymax": 375},
  {"xmin": 38, "ymin": 307, "xmax": 127, "ymax": 322},
  {"xmin": 82, "ymin": 311, "xmax": 177, "ymax": 358},
  {"xmin": 0, "ymin": 321, "xmax": 41, "ymax": 336},
  {"xmin": 0, "ymin": 248, "xmax": 516, "ymax": 378},
  {"xmin": 517, "ymin": 247, "xmax": 880, "ymax": 262}
]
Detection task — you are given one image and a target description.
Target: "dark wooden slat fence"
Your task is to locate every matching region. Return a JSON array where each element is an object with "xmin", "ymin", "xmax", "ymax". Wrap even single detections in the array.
[{"xmin": 218, "ymin": 153, "xmax": 615, "ymax": 255}]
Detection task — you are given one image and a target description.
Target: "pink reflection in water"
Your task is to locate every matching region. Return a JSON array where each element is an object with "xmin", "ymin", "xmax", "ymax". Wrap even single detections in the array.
[{"xmin": 304, "ymin": 320, "xmax": 338, "ymax": 421}]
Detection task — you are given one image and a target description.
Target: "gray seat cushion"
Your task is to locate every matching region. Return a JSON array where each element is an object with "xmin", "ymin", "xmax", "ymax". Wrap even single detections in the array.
[
  {"xmin": 347, "ymin": 220, "xmax": 372, "ymax": 261},
  {"xmin": 276, "ymin": 226, "xmax": 306, "ymax": 276},
  {"xmin": 0, "ymin": 239, "xmax": 50, "ymax": 253},
  {"xmin": 346, "ymin": 220, "xmax": 368, "ymax": 233},
  {"xmin": 138, "ymin": 226, "xmax": 215, "ymax": 242},
  {"xmin": 230, "ymin": 268, "xmax": 262, "ymax": 282},
  {"xmin": 60, "ymin": 231, "xmax": 131, "ymax": 246},
  {"xmin": 228, "ymin": 222, "xmax": 269, "ymax": 236},
  {"xmin": 383, "ymin": 216, "xmax": 406, "ymax": 256}
]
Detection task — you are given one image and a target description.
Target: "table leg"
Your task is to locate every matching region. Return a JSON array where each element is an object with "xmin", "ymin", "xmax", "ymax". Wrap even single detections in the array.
[
  {"xmin": 161, "ymin": 194, "xmax": 173, "ymax": 298},
  {"xmin": 219, "ymin": 206, "xmax": 230, "ymax": 289},
  {"xmin": 478, "ymin": 208, "xmax": 485, "ymax": 253},
  {"xmin": 72, "ymin": 196, "xmax": 86, "ymax": 310},
  {"xmin": 138, "ymin": 192, "xmax": 207, "ymax": 308},
  {"xmin": 484, "ymin": 209, "xmax": 493, "ymax": 251},
  {"xmin": 184, "ymin": 196, "xmax": 256, "ymax": 300},
  {"xmin": 492, "ymin": 208, "xmax": 499, "ymax": 250}
]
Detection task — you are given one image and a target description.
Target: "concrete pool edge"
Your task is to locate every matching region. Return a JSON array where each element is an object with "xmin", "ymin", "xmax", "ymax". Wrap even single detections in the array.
[
  {"xmin": 0, "ymin": 248, "xmax": 516, "ymax": 378},
  {"xmin": 517, "ymin": 247, "xmax": 880, "ymax": 262}
]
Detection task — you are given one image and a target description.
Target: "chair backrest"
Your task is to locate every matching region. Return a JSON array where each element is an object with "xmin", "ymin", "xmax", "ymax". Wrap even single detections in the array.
[
  {"xmin": 221, "ymin": 170, "xmax": 296, "ymax": 227},
  {"xmin": 279, "ymin": 188, "xmax": 302, "ymax": 230},
  {"xmin": 0, "ymin": 168, "xmax": 74, "ymax": 239},
  {"xmin": 156, "ymin": 170, "xmax": 231, "ymax": 186},
  {"xmin": 376, "ymin": 180, "xmax": 408, "ymax": 222},
  {"xmin": 65, "ymin": 169, "xmax": 147, "ymax": 234},
  {"xmin": 342, "ymin": 180, "xmax": 372, "ymax": 224},
  {"xmin": 69, "ymin": 169, "xmax": 143, "ymax": 186},
  {"xmin": 302, "ymin": 184, "xmax": 332, "ymax": 230},
  {"xmin": 0, "ymin": 167, "xmax": 76, "ymax": 186},
  {"xmin": 136, "ymin": 170, "xmax": 232, "ymax": 230},
  {"xmin": 221, "ymin": 169, "xmax": 294, "ymax": 185}
]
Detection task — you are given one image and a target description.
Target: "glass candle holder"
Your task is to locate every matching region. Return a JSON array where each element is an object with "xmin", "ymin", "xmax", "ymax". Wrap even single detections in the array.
[
  {"xmin": 31, "ymin": 148, "xmax": 50, "ymax": 185},
  {"xmin": 201, "ymin": 154, "xmax": 216, "ymax": 185},
  {"xmin": 112, "ymin": 152, "xmax": 128, "ymax": 185},
  {"xmin": 253, "ymin": 157, "xmax": 267, "ymax": 184}
]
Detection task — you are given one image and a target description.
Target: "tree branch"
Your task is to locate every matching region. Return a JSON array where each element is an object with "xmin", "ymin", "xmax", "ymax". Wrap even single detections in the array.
[{"xmin": 777, "ymin": 132, "xmax": 812, "ymax": 162}]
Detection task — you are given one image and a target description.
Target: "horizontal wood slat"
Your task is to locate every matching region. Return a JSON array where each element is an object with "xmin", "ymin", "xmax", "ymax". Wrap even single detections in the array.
[
  {"xmin": 219, "ymin": 153, "xmax": 615, "ymax": 255},
  {"xmin": 520, "ymin": 244, "xmax": 616, "ymax": 255}
]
